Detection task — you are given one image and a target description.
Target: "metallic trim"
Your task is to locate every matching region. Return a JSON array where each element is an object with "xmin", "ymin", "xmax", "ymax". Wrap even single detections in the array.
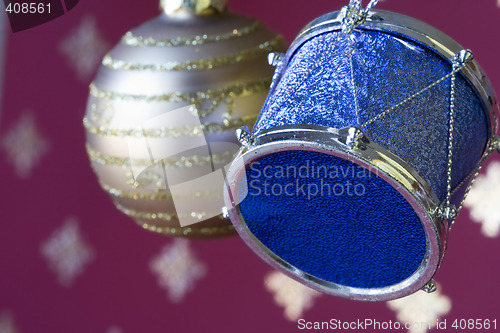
[
  {"xmin": 437, "ymin": 204, "xmax": 457, "ymax": 220},
  {"xmin": 224, "ymin": 125, "xmax": 447, "ymax": 301},
  {"xmin": 235, "ymin": 126, "xmax": 255, "ymax": 148},
  {"xmin": 338, "ymin": 126, "xmax": 369, "ymax": 149},
  {"xmin": 267, "ymin": 52, "xmax": 285, "ymax": 66},
  {"xmin": 421, "ymin": 280, "xmax": 437, "ymax": 293}
]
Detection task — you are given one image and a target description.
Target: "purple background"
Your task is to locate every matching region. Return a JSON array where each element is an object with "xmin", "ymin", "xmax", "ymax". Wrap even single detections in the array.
[{"xmin": 0, "ymin": 0, "xmax": 499, "ymax": 332}]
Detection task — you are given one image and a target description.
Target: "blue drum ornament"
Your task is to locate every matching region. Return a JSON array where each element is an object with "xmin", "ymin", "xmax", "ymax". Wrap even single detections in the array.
[{"xmin": 223, "ymin": 5, "xmax": 499, "ymax": 301}]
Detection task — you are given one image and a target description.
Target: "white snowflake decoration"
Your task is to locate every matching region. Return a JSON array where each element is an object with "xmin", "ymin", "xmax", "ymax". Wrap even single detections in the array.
[
  {"xmin": 265, "ymin": 271, "xmax": 321, "ymax": 321},
  {"xmin": 150, "ymin": 239, "xmax": 206, "ymax": 303},
  {"xmin": 2, "ymin": 113, "xmax": 49, "ymax": 179},
  {"xmin": 40, "ymin": 217, "xmax": 95, "ymax": 286},
  {"xmin": 59, "ymin": 15, "xmax": 108, "ymax": 81},
  {"xmin": 0, "ymin": 311, "xmax": 18, "ymax": 333},
  {"xmin": 387, "ymin": 288, "xmax": 451, "ymax": 333},
  {"xmin": 464, "ymin": 161, "xmax": 500, "ymax": 237}
]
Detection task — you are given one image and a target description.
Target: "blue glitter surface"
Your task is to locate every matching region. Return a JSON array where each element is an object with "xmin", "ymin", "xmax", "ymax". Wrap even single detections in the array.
[
  {"xmin": 253, "ymin": 29, "xmax": 488, "ymax": 202},
  {"xmin": 239, "ymin": 150, "xmax": 427, "ymax": 288}
]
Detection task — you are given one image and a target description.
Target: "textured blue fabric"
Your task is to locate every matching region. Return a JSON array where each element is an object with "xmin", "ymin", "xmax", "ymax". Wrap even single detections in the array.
[
  {"xmin": 254, "ymin": 29, "xmax": 489, "ymax": 203},
  {"xmin": 239, "ymin": 151, "xmax": 426, "ymax": 288}
]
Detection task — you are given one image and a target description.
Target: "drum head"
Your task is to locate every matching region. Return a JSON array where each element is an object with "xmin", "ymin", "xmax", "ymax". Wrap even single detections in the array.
[
  {"xmin": 240, "ymin": 149, "xmax": 426, "ymax": 289},
  {"xmin": 224, "ymin": 127, "xmax": 445, "ymax": 301}
]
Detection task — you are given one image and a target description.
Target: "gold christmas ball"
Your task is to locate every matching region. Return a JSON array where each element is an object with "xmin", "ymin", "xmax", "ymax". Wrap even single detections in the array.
[{"xmin": 84, "ymin": 2, "xmax": 285, "ymax": 238}]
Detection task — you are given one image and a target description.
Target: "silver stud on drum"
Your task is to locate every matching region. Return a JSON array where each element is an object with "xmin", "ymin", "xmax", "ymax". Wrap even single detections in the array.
[
  {"xmin": 222, "ymin": 206, "xmax": 229, "ymax": 219},
  {"xmin": 493, "ymin": 136, "xmax": 500, "ymax": 153},
  {"xmin": 268, "ymin": 52, "xmax": 285, "ymax": 67},
  {"xmin": 338, "ymin": 126, "xmax": 370, "ymax": 149},
  {"xmin": 455, "ymin": 49, "xmax": 474, "ymax": 66},
  {"xmin": 235, "ymin": 126, "xmax": 255, "ymax": 149},
  {"xmin": 437, "ymin": 204, "xmax": 457, "ymax": 220},
  {"xmin": 422, "ymin": 280, "xmax": 437, "ymax": 293}
]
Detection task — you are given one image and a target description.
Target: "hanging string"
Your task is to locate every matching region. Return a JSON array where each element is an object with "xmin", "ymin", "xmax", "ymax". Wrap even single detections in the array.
[
  {"xmin": 342, "ymin": 0, "xmax": 380, "ymax": 32},
  {"xmin": 348, "ymin": 0, "xmax": 380, "ymax": 14},
  {"xmin": 362, "ymin": 0, "xmax": 380, "ymax": 14}
]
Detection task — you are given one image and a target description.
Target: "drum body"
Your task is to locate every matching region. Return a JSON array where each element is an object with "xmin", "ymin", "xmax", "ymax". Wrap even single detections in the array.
[{"xmin": 223, "ymin": 9, "xmax": 497, "ymax": 301}]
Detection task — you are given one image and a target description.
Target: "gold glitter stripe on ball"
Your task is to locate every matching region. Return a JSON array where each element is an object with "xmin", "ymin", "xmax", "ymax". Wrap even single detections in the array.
[
  {"xmin": 141, "ymin": 222, "xmax": 235, "ymax": 237},
  {"xmin": 115, "ymin": 202, "xmax": 176, "ymax": 221},
  {"xmin": 101, "ymin": 182, "xmax": 170, "ymax": 200},
  {"xmin": 89, "ymin": 78, "xmax": 271, "ymax": 103},
  {"xmin": 99, "ymin": 181, "xmax": 221, "ymax": 201},
  {"xmin": 86, "ymin": 144, "xmax": 235, "ymax": 169},
  {"xmin": 84, "ymin": 116, "xmax": 201, "ymax": 137},
  {"xmin": 115, "ymin": 202, "xmax": 221, "ymax": 222},
  {"xmin": 83, "ymin": 114, "xmax": 258, "ymax": 138},
  {"xmin": 89, "ymin": 78, "xmax": 270, "ymax": 119},
  {"xmin": 122, "ymin": 21, "xmax": 261, "ymax": 47},
  {"xmin": 104, "ymin": 35, "xmax": 285, "ymax": 72}
]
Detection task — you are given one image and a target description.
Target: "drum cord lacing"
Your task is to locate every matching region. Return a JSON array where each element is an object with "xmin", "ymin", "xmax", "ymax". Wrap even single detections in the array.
[
  {"xmin": 442, "ymin": 53, "xmax": 462, "ymax": 220},
  {"xmin": 359, "ymin": 62, "xmax": 467, "ymax": 128},
  {"xmin": 361, "ymin": 50, "xmax": 473, "ymax": 220}
]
